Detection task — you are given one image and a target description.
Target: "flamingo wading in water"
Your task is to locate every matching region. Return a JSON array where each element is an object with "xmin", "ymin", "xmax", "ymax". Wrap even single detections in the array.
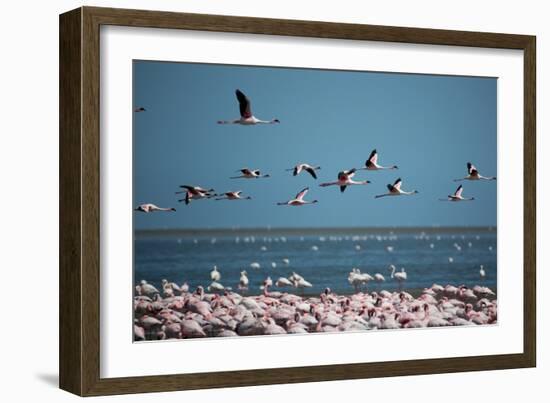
[
  {"xmin": 360, "ymin": 149, "xmax": 398, "ymax": 171},
  {"xmin": 375, "ymin": 178, "xmax": 418, "ymax": 198},
  {"xmin": 134, "ymin": 203, "xmax": 176, "ymax": 213},
  {"xmin": 319, "ymin": 168, "xmax": 371, "ymax": 193},
  {"xmin": 439, "ymin": 185, "xmax": 475, "ymax": 202},
  {"xmin": 454, "ymin": 162, "xmax": 496, "ymax": 181},
  {"xmin": 217, "ymin": 89, "xmax": 280, "ymax": 125},
  {"xmin": 286, "ymin": 163, "xmax": 321, "ymax": 179},
  {"xmin": 389, "ymin": 265, "xmax": 407, "ymax": 290},
  {"xmin": 277, "ymin": 187, "xmax": 318, "ymax": 206}
]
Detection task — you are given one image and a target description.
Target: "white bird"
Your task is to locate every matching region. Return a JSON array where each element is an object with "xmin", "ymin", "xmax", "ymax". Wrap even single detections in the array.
[
  {"xmin": 440, "ymin": 185, "xmax": 475, "ymax": 202},
  {"xmin": 360, "ymin": 149, "xmax": 398, "ymax": 171},
  {"xmin": 375, "ymin": 178, "xmax": 419, "ymax": 198},
  {"xmin": 479, "ymin": 265, "xmax": 486, "ymax": 279},
  {"xmin": 136, "ymin": 280, "xmax": 160, "ymax": 298},
  {"xmin": 374, "ymin": 273, "xmax": 385, "ymax": 283},
  {"xmin": 217, "ymin": 89, "xmax": 280, "ymax": 125},
  {"xmin": 295, "ymin": 277, "xmax": 313, "ymax": 290},
  {"xmin": 161, "ymin": 279, "xmax": 181, "ymax": 294},
  {"xmin": 282, "ymin": 258, "xmax": 290, "ymax": 265},
  {"xmin": 277, "ymin": 187, "xmax": 318, "ymax": 206},
  {"xmin": 180, "ymin": 282, "xmax": 189, "ymax": 293},
  {"xmin": 348, "ymin": 268, "xmax": 373, "ymax": 292},
  {"xmin": 250, "ymin": 262, "xmax": 261, "ymax": 269},
  {"xmin": 210, "ymin": 265, "xmax": 221, "ymax": 281},
  {"xmin": 230, "ymin": 168, "xmax": 270, "ymax": 179},
  {"xmin": 389, "ymin": 265, "xmax": 407, "ymax": 289},
  {"xmin": 319, "ymin": 168, "xmax": 371, "ymax": 193},
  {"xmin": 275, "ymin": 277, "xmax": 293, "ymax": 287},
  {"xmin": 288, "ymin": 272, "xmax": 304, "ymax": 284},
  {"xmin": 238, "ymin": 271, "xmax": 249, "ymax": 290},
  {"xmin": 208, "ymin": 281, "xmax": 225, "ymax": 292},
  {"xmin": 454, "ymin": 162, "xmax": 496, "ymax": 181},
  {"xmin": 286, "ymin": 163, "xmax": 321, "ymax": 179},
  {"xmin": 260, "ymin": 276, "xmax": 273, "ymax": 290},
  {"xmin": 175, "ymin": 185, "xmax": 215, "ymax": 205},
  {"xmin": 134, "ymin": 203, "xmax": 176, "ymax": 213},
  {"xmin": 215, "ymin": 191, "xmax": 252, "ymax": 201}
]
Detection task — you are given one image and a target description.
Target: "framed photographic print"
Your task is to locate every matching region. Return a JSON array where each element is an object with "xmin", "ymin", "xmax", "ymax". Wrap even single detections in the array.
[{"xmin": 59, "ymin": 6, "xmax": 536, "ymax": 396}]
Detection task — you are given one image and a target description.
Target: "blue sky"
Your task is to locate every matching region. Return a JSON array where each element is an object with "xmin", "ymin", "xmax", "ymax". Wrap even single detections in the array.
[{"xmin": 133, "ymin": 61, "xmax": 497, "ymax": 230}]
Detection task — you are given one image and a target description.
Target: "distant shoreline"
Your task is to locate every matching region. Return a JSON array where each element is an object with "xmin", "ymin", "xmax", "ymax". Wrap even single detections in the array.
[{"xmin": 135, "ymin": 226, "xmax": 496, "ymax": 238}]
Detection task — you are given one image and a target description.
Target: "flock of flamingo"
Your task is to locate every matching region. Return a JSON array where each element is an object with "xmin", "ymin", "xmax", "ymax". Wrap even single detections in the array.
[
  {"xmin": 133, "ymin": 89, "xmax": 497, "ymax": 340},
  {"xmin": 134, "ymin": 89, "xmax": 496, "ymax": 213},
  {"xmin": 134, "ymin": 274, "xmax": 497, "ymax": 340}
]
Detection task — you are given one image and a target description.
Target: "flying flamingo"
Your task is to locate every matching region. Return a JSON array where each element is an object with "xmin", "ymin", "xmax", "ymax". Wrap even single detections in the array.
[
  {"xmin": 286, "ymin": 163, "xmax": 321, "ymax": 179},
  {"xmin": 439, "ymin": 185, "xmax": 475, "ymax": 202},
  {"xmin": 230, "ymin": 168, "xmax": 270, "ymax": 179},
  {"xmin": 360, "ymin": 149, "xmax": 398, "ymax": 171},
  {"xmin": 277, "ymin": 187, "xmax": 318, "ymax": 206},
  {"xmin": 375, "ymin": 178, "xmax": 418, "ymax": 198},
  {"xmin": 215, "ymin": 191, "xmax": 252, "ymax": 201},
  {"xmin": 134, "ymin": 203, "xmax": 176, "ymax": 213},
  {"xmin": 319, "ymin": 168, "xmax": 371, "ymax": 193},
  {"xmin": 176, "ymin": 185, "xmax": 215, "ymax": 205},
  {"xmin": 454, "ymin": 162, "xmax": 496, "ymax": 181},
  {"xmin": 217, "ymin": 89, "xmax": 280, "ymax": 125}
]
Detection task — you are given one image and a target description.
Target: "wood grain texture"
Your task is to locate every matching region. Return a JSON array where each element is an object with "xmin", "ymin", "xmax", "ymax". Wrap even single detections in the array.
[
  {"xmin": 59, "ymin": 6, "xmax": 537, "ymax": 396},
  {"xmin": 523, "ymin": 38, "xmax": 536, "ymax": 367},
  {"xmin": 59, "ymin": 8, "xmax": 83, "ymax": 396}
]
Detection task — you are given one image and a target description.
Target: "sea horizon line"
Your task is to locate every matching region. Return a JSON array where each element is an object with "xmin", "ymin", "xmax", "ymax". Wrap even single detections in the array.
[{"xmin": 135, "ymin": 225, "xmax": 496, "ymax": 237}]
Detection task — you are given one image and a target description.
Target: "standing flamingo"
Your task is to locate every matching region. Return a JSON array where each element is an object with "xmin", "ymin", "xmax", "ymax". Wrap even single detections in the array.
[
  {"xmin": 286, "ymin": 163, "xmax": 321, "ymax": 179},
  {"xmin": 134, "ymin": 203, "xmax": 176, "ymax": 213},
  {"xmin": 230, "ymin": 168, "xmax": 270, "ymax": 179},
  {"xmin": 389, "ymin": 265, "xmax": 407, "ymax": 290},
  {"xmin": 277, "ymin": 187, "xmax": 318, "ymax": 206},
  {"xmin": 210, "ymin": 265, "xmax": 221, "ymax": 282},
  {"xmin": 439, "ymin": 185, "xmax": 475, "ymax": 202},
  {"xmin": 479, "ymin": 265, "xmax": 486, "ymax": 280},
  {"xmin": 454, "ymin": 162, "xmax": 496, "ymax": 181},
  {"xmin": 375, "ymin": 178, "xmax": 418, "ymax": 198},
  {"xmin": 217, "ymin": 89, "xmax": 280, "ymax": 125},
  {"xmin": 238, "ymin": 271, "xmax": 249, "ymax": 291},
  {"xmin": 374, "ymin": 273, "xmax": 385, "ymax": 283},
  {"xmin": 319, "ymin": 168, "xmax": 371, "ymax": 193},
  {"xmin": 360, "ymin": 149, "xmax": 398, "ymax": 171}
]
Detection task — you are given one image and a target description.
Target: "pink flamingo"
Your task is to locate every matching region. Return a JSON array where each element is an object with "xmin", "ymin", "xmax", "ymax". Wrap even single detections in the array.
[
  {"xmin": 277, "ymin": 187, "xmax": 318, "ymax": 206},
  {"xmin": 319, "ymin": 168, "xmax": 371, "ymax": 193},
  {"xmin": 217, "ymin": 89, "xmax": 280, "ymax": 125}
]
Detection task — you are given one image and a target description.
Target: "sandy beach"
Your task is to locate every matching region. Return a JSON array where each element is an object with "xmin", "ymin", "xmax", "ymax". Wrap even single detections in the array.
[{"xmin": 134, "ymin": 281, "xmax": 497, "ymax": 341}]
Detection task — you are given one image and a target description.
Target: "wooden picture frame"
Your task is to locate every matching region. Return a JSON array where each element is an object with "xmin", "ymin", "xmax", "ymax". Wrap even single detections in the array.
[{"xmin": 59, "ymin": 6, "xmax": 536, "ymax": 396}]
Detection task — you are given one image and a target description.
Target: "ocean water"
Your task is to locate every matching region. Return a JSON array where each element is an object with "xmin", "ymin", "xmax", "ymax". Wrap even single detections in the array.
[{"xmin": 134, "ymin": 228, "xmax": 497, "ymax": 296}]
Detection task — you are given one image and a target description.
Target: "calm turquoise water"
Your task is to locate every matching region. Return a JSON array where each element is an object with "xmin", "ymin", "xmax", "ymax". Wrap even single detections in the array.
[{"xmin": 134, "ymin": 229, "xmax": 497, "ymax": 295}]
